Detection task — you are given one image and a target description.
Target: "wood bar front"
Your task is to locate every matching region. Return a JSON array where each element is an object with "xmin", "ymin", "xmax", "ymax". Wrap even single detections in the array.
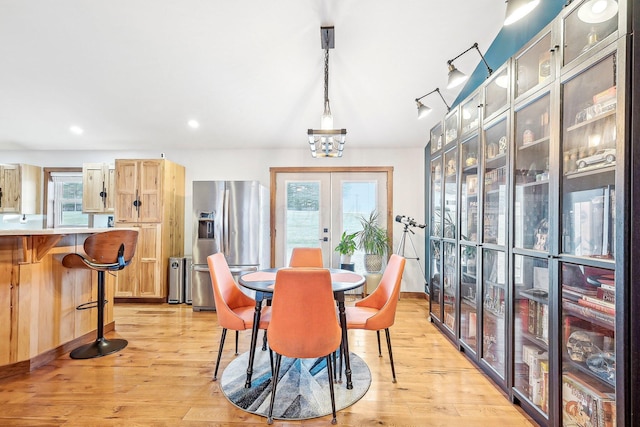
[{"xmin": 0, "ymin": 229, "xmax": 118, "ymax": 379}]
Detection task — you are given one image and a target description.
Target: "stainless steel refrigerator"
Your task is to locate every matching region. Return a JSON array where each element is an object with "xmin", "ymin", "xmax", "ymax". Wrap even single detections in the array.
[{"xmin": 191, "ymin": 181, "xmax": 269, "ymax": 311}]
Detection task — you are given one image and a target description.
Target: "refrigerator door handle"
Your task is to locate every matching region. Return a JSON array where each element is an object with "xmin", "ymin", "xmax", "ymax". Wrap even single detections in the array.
[{"xmin": 192, "ymin": 265, "xmax": 210, "ymax": 273}]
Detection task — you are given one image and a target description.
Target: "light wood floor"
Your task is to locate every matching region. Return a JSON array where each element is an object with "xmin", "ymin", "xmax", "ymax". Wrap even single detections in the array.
[{"xmin": 0, "ymin": 296, "xmax": 536, "ymax": 426}]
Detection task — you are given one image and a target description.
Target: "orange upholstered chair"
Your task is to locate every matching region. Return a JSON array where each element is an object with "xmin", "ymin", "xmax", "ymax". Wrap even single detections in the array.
[
  {"xmin": 266, "ymin": 268, "xmax": 342, "ymax": 424},
  {"xmin": 345, "ymin": 254, "xmax": 405, "ymax": 382},
  {"xmin": 288, "ymin": 247, "xmax": 323, "ymax": 267},
  {"xmin": 62, "ymin": 229, "xmax": 138, "ymax": 359},
  {"xmin": 208, "ymin": 253, "xmax": 271, "ymax": 381}
]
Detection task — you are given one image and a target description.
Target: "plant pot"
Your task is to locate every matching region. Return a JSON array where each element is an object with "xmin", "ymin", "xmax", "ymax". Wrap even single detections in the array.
[
  {"xmin": 364, "ymin": 254, "xmax": 383, "ymax": 273},
  {"xmin": 340, "ymin": 254, "xmax": 352, "ymax": 264}
]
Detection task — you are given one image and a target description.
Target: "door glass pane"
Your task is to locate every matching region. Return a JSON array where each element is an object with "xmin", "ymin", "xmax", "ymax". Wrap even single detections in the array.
[
  {"xmin": 284, "ymin": 181, "xmax": 320, "ymax": 262},
  {"xmin": 483, "ymin": 118, "xmax": 508, "ymax": 246},
  {"xmin": 561, "ymin": 263, "xmax": 616, "ymax": 425},
  {"xmin": 515, "ymin": 32, "xmax": 552, "ymax": 98},
  {"xmin": 443, "ymin": 241, "xmax": 456, "ymax": 332},
  {"xmin": 514, "ymin": 94, "xmax": 550, "ymax": 251},
  {"xmin": 482, "ymin": 248, "xmax": 506, "ymax": 378},
  {"xmin": 341, "ymin": 181, "xmax": 378, "ymax": 272},
  {"xmin": 460, "ymin": 244, "xmax": 477, "ymax": 352},
  {"xmin": 431, "ymin": 156, "xmax": 442, "ymax": 237},
  {"xmin": 431, "ymin": 122, "xmax": 443, "ymax": 154},
  {"xmin": 563, "ymin": 0, "xmax": 618, "ymax": 66},
  {"xmin": 444, "ymin": 147, "xmax": 458, "ymax": 239},
  {"xmin": 514, "ymin": 255, "xmax": 549, "ymax": 414},
  {"xmin": 485, "ymin": 69, "xmax": 509, "ymax": 119},
  {"xmin": 429, "ymin": 239, "xmax": 441, "ymax": 321}
]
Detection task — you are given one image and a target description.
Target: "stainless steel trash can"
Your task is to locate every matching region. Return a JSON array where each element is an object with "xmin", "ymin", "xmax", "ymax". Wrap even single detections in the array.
[{"xmin": 168, "ymin": 257, "xmax": 185, "ymax": 304}]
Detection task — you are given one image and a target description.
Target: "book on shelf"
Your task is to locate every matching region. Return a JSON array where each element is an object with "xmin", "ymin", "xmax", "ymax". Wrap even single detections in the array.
[
  {"xmin": 577, "ymin": 297, "xmax": 615, "ymax": 315},
  {"xmin": 562, "ymin": 299, "xmax": 615, "ymax": 327},
  {"xmin": 596, "ymin": 287, "xmax": 615, "ymax": 304},
  {"xmin": 562, "ymin": 372, "xmax": 616, "ymax": 427},
  {"xmin": 526, "ymin": 299, "xmax": 549, "ymax": 343}
]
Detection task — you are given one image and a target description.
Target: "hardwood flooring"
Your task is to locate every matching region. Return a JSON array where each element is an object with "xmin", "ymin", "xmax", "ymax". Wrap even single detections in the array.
[{"xmin": 0, "ymin": 296, "xmax": 536, "ymax": 426}]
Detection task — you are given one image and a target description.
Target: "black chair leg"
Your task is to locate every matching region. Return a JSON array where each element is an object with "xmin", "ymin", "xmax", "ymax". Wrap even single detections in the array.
[
  {"xmin": 385, "ymin": 328, "xmax": 396, "ymax": 383},
  {"xmin": 262, "ymin": 330, "xmax": 268, "ymax": 351},
  {"xmin": 376, "ymin": 330, "xmax": 382, "ymax": 357},
  {"xmin": 267, "ymin": 353, "xmax": 282, "ymax": 425},
  {"xmin": 235, "ymin": 330, "xmax": 239, "ymax": 355},
  {"xmin": 213, "ymin": 328, "xmax": 228, "ymax": 381},
  {"xmin": 326, "ymin": 354, "xmax": 337, "ymax": 424},
  {"xmin": 70, "ymin": 270, "xmax": 128, "ymax": 359}
]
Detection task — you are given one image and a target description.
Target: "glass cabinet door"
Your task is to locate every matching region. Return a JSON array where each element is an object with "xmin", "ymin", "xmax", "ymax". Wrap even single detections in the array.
[
  {"xmin": 430, "ymin": 122, "xmax": 443, "ymax": 154},
  {"xmin": 461, "ymin": 135, "xmax": 479, "ymax": 243},
  {"xmin": 483, "ymin": 118, "xmax": 508, "ymax": 246},
  {"xmin": 563, "ymin": 0, "xmax": 619, "ymax": 66},
  {"xmin": 444, "ymin": 109, "xmax": 459, "ymax": 148},
  {"xmin": 514, "ymin": 94, "xmax": 550, "ymax": 251},
  {"xmin": 561, "ymin": 53, "xmax": 616, "ymax": 259},
  {"xmin": 461, "ymin": 93, "xmax": 480, "ymax": 137},
  {"xmin": 444, "ymin": 147, "xmax": 458, "ymax": 239},
  {"xmin": 443, "ymin": 241, "xmax": 457, "ymax": 332},
  {"xmin": 514, "ymin": 255, "xmax": 549, "ymax": 416},
  {"xmin": 561, "ymin": 264, "xmax": 616, "ymax": 426},
  {"xmin": 429, "ymin": 239, "xmax": 442, "ymax": 322},
  {"xmin": 484, "ymin": 67, "xmax": 509, "ymax": 120},
  {"xmin": 460, "ymin": 243, "xmax": 478, "ymax": 352},
  {"xmin": 431, "ymin": 155, "xmax": 442, "ymax": 239},
  {"xmin": 429, "ymin": 155, "xmax": 443, "ymax": 321},
  {"xmin": 515, "ymin": 32, "xmax": 553, "ymax": 99},
  {"xmin": 482, "ymin": 248, "xmax": 507, "ymax": 378}
]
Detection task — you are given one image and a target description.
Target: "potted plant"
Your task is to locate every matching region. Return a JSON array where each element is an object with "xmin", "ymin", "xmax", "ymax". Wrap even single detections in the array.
[
  {"xmin": 356, "ymin": 210, "xmax": 390, "ymax": 273},
  {"xmin": 335, "ymin": 231, "xmax": 357, "ymax": 265}
]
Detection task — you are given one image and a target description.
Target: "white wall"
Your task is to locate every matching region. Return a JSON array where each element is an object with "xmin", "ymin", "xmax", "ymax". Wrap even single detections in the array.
[{"xmin": 1, "ymin": 147, "xmax": 428, "ymax": 292}]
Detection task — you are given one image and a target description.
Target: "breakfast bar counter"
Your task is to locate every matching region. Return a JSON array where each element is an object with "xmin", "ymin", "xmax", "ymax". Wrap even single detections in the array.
[{"xmin": 0, "ymin": 228, "xmax": 120, "ymax": 378}]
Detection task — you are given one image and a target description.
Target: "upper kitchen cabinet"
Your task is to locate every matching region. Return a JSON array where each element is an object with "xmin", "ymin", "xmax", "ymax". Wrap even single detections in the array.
[
  {"xmin": 444, "ymin": 107, "xmax": 459, "ymax": 149},
  {"xmin": 514, "ymin": 26, "xmax": 556, "ymax": 100},
  {"xmin": 0, "ymin": 164, "xmax": 42, "ymax": 214},
  {"xmin": 82, "ymin": 163, "xmax": 115, "ymax": 214},
  {"xmin": 483, "ymin": 63, "xmax": 510, "ymax": 122},
  {"xmin": 430, "ymin": 121, "xmax": 443, "ymax": 154}
]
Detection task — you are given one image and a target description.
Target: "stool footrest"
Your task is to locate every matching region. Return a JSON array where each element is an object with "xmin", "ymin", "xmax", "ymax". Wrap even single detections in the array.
[
  {"xmin": 70, "ymin": 337, "xmax": 128, "ymax": 359},
  {"xmin": 76, "ymin": 299, "xmax": 108, "ymax": 311}
]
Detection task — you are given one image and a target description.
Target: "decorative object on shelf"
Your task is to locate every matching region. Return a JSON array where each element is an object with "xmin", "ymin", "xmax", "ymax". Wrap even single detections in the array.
[
  {"xmin": 533, "ymin": 218, "xmax": 549, "ymax": 251},
  {"xmin": 415, "ymin": 88, "xmax": 451, "ymax": 119},
  {"xmin": 308, "ymin": 26, "xmax": 347, "ymax": 158},
  {"xmin": 504, "ymin": 0, "xmax": 540, "ymax": 26},
  {"xmin": 586, "ymin": 351, "xmax": 616, "ymax": 382},
  {"xmin": 578, "ymin": 0, "xmax": 618, "ymax": 24},
  {"xmin": 334, "ymin": 231, "xmax": 357, "ymax": 265},
  {"xmin": 356, "ymin": 210, "xmax": 390, "ymax": 273},
  {"xmin": 465, "ymin": 152, "xmax": 477, "ymax": 166},
  {"xmin": 446, "ymin": 43, "xmax": 493, "ymax": 89},
  {"xmin": 499, "ymin": 136, "xmax": 508, "ymax": 154},
  {"xmin": 446, "ymin": 159, "xmax": 456, "ymax": 176},
  {"xmin": 466, "ymin": 175, "xmax": 478, "ymax": 195},
  {"xmin": 487, "ymin": 142, "xmax": 498, "ymax": 159}
]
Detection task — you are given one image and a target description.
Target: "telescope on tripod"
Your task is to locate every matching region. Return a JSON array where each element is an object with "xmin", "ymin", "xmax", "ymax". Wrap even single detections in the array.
[{"xmin": 394, "ymin": 215, "xmax": 428, "ymax": 290}]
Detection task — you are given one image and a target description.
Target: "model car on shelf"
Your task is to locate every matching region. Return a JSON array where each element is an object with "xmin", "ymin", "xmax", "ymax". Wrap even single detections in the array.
[{"xmin": 576, "ymin": 148, "xmax": 616, "ymax": 169}]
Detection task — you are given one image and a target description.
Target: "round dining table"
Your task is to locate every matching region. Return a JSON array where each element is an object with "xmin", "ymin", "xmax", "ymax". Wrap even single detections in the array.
[{"xmin": 238, "ymin": 267, "xmax": 365, "ymax": 390}]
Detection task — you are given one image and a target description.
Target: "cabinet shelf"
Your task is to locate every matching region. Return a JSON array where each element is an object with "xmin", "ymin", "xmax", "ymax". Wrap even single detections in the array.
[
  {"xmin": 486, "ymin": 152, "xmax": 507, "ymax": 165},
  {"xmin": 484, "ymin": 307, "xmax": 505, "ymax": 319},
  {"xmin": 565, "ymin": 359, "xmax": 615, "ymax": 389},
  {"xmin": 519, "ymin": 136, "xmax": 550, "ymax": 150},
  {"xmin": 566, "ymin": 109, "xmax": 615, "ymax": 133},
  {"xmin": 562, "ymin": 299, "xmax": 615, "ymax": 330},
  {"xmin": 564, "ymin": 163, "xmax": 615, "ymax": 178},
  {"xmin": 462, "ymin": 296, "xmax": 477, "ymax": 307},
  {"xmin": 521, "ymin": 330, "xmax": 549, "ymax": 350}
]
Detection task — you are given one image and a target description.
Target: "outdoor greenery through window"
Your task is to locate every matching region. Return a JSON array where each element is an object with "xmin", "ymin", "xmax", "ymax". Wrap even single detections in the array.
[{"xmin": 52, "ymin": 172, "xmax": 88, "ymax": 227}]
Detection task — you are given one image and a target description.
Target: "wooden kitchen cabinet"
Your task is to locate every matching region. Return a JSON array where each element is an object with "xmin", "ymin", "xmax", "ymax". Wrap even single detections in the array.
[
  {"xmin": 0, "ymin": 163, "xmax": 41, "ymax": 214},
  {"xmin": 114, "ymin": 159, "xmax": 184, "ymax": 301},
  {"xmin": 82, "ymin": 162, "xmax": 115, "ymax": 213}
]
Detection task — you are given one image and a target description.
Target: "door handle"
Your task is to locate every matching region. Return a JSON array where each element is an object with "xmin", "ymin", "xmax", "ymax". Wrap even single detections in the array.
[{"xmin": 320, "ymin": 237, "xmax": 328, "ymax": 242}]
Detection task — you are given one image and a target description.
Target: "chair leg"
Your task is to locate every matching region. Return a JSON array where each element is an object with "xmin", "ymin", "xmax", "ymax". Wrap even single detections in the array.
[
  {"xmin": 267, "ymin": 353, "xmax": 282, "ymax": 425},
  {"xmin": 376, "ymin": 330, "xmax": 382, "ymax": 357},
  {"xmin": 326, "ymin": 354, "xmax": 337, "ymax": 424},
  {"xmin": 213, "ymin": 328, "xmax": 228, "ymax": 381},
  {"xmin": 385, "ymin": 328, "xmax": 397, "ymax": 383},
  {"xmin": 262, "ymin": 329, "xmax": 268, "ymax": 351},
  {"xmin": 235, "ymin": 330, "xmax": 239, "ymax": 355}
]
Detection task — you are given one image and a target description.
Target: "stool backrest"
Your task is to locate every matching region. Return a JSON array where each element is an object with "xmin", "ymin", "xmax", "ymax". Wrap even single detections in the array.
[{"xmin": 84, "ymin": 229, "xmax": 138, "ymax": 265}]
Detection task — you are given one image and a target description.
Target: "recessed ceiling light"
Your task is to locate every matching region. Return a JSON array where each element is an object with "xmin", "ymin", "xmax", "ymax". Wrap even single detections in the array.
[
  {"xmin": 187, "ymin": 119, "xmax": 200, "ymax": 129},
  {"xmin": 69, "ymin": 125, "xmax": 84, "ymax": 135}
]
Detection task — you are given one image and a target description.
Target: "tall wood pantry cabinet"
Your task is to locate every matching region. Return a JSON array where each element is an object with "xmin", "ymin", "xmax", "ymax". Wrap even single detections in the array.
[
  {"xmin": 425, "ymin": 1, "xmax": 638, "ymax": 425},
  {"xmin": 114, "ymin": 159, "xmax": 185, "ymax": 302}
]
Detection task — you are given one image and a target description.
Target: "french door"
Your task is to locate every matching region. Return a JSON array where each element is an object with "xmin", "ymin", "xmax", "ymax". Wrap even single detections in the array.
[{"xmin": 271, "ymin": 167, "xmax": 391, "ymax": 271}]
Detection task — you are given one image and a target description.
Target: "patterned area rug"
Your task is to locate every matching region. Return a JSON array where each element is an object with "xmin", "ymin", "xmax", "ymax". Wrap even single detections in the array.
[{"xmin": 220, "ymin": 348, "xmax": 371, "ymax": 420}]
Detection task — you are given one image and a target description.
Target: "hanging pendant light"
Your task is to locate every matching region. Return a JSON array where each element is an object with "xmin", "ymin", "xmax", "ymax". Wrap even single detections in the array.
[
  {"xmin": 578, "ymin": 0, "xmax": 618, "ymax": 23},
  {"xmin": 308, "ymin": 26, "xmax": 347, "ymax": 158},
  {"xmin": 504, "ymin": 0, "xmax": 540, "ymax": 26}
]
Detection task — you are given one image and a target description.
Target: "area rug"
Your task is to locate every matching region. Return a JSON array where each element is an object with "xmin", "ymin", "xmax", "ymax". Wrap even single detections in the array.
[{"xmin": 220, "ymin": 349, "xmax": 371, "ymax": 420}]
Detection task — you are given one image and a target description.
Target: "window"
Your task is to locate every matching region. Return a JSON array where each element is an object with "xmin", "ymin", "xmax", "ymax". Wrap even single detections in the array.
[{"xmin": 51, "ymin": 172, "xmax": 88, "ymax": 228}]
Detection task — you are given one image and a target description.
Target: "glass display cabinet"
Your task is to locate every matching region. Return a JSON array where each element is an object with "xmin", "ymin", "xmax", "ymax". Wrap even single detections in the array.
[
  {"xmin": 442, "ymin": 146, "xmax": 458, "ymax": 333},
  {"xmin": 460, "ymin": 243, "xmax": 478, "ymax": 352},
  {"xmin": 460, "ymin": 92, "xmax": 481, "ymax": 138},
  {"xmin": 484, "ymin": 65, "xmax": 509, "ymax": 121},
  {"xmin": 430, "ymin": 121, "xmax": 443, "ymax": 154},
  {"xmin": 482, "ymin": 248, "xmax": 507, "ymax": 379},
  {"xmin": 429, "ymin": 153, "xmax": 443, "ymax": 322},
  {"xmin": 444, "ymin": 108, "xmax": 459, "ymax": 148},
  {"xmin": 563, "ymin": 0, "xmax": 619, "ymax": 67}
]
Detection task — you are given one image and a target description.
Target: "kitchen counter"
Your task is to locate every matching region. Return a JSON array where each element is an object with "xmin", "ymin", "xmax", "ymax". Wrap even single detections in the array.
[{"xmin": 0, "ymin": 229, "xmax": 123, "ymax": 378}]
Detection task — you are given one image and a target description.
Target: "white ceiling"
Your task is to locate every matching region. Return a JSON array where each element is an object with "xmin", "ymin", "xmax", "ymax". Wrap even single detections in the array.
[{"xmin": 0, "ymin": 0, "xmax": 506, "ymax": 152}]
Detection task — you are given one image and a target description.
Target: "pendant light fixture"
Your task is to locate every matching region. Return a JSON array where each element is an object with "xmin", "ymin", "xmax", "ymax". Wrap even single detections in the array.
[
  {"xmin": 308, "ymin": 26, "xmax": 347, "ymax": 158},
  {"xmin": 504, "ymin": 0, "xmax": 540, "ymax": 26},
  {"xmin": 446, "ymin": 43, "xmax": 493, "ymax": 89},
  {"xmin": 415, "ymin": 88, "xmax": 451, "ymax": 119},
  {"xmin": 577, "ymin": 0, "xmax": 618, "ymax": 23}
]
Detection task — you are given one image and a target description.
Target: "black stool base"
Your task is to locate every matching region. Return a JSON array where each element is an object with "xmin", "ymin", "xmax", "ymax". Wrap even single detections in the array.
[{"xmin": 70, "ymin": 337, "xmax": 128, "ymax": 359}]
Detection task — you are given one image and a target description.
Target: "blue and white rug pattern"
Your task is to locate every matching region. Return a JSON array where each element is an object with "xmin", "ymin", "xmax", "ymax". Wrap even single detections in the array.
[{"xmin": 220, "ymin": 349, "xmax": 371, "ymax": 420}]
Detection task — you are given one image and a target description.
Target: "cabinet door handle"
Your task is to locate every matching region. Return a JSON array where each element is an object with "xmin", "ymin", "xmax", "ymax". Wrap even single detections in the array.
[
  {"xmin": 100, "ymin": 181, "xmax": 107, "ymax": 209},
  {"xmin": 0, "ymin": 187, "xmax": 2, "ymax": 207}
]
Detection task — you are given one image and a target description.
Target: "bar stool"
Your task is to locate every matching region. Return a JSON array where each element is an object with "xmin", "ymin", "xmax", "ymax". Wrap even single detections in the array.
[{"xmin": 62, "ymin": 229, "xmax": 138, "ymax": 359}]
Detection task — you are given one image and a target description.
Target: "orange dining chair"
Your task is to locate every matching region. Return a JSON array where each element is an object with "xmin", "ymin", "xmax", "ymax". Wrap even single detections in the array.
[
  {"xmin": 62, "ymin": 229, "xmax": 138, "ymax": 359},
  {"xmin": 288, "ymin": 247, "xmax": 323, "ymax": 267},
  {"xmin": 266, "ymin": 268, "xmax": 342, "ymax": 425},
  {"xmin": 208, "ymin": 253, "xmax": 271, "ymax": 381},
  {"xmin": 345, "ymin": 254, "xmax": 405, "ymax": 383}
]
